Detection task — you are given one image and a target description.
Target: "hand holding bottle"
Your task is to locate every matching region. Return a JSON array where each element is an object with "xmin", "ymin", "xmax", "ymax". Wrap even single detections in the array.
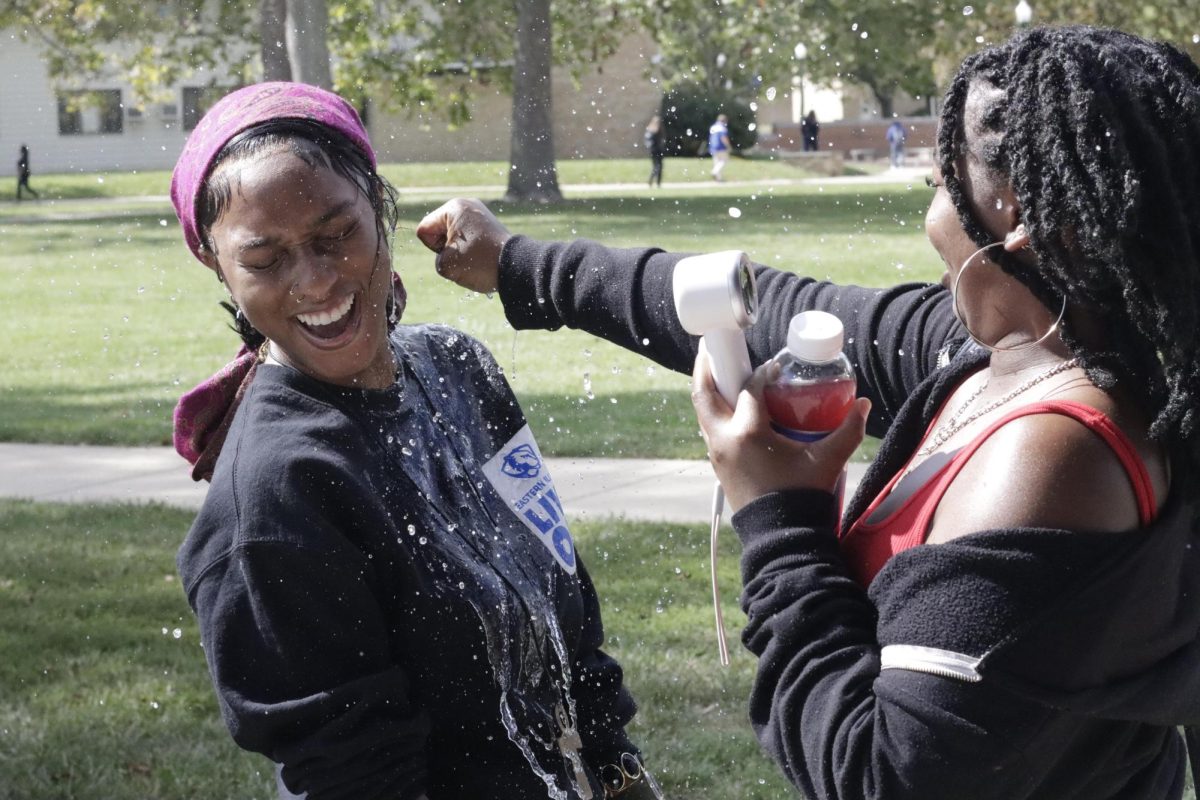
[{"xmin": 690, "ymin": 343, "xmax": 871, "ymax": 513}]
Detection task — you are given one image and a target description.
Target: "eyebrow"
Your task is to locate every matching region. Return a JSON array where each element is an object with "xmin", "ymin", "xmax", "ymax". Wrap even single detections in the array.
[{"xmin": 235, "ymin": 199, "xmax": 358, "ymax": 254}]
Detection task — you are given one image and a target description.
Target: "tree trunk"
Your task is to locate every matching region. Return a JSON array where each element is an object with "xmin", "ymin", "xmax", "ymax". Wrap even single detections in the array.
[
  {"xmin": 285, "ymin": 0, "xmax": 333, "ymax": 89},
  {"xmin": 874, "ymin": 86, "xmax": 895, "ymax": 120},
  {"xmin": 260, "ymin": 0, "xmax": 292, "ymax": 81},
  {"xmin": 505, "ymin": 0, "xmax": 562, "ymax": 203}
]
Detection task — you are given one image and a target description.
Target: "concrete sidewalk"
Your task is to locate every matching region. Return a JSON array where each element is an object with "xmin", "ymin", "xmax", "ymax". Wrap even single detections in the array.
[{"xmin": 0, "ymin": 442, "xmax": 866, "ymax": 524}]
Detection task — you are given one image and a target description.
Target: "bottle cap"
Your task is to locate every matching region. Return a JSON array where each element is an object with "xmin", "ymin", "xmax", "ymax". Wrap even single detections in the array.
[{"xmin": 786, "ymin": 310, "xmax": 844, "ymax": 363}]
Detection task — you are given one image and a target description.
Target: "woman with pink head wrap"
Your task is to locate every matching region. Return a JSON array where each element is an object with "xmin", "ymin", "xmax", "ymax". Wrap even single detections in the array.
[{"xmin": 171, "ymin": 83, "xmax": 660, "ymax": 800}]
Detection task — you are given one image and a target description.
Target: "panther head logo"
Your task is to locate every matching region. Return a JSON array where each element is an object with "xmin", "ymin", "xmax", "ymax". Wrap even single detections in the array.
[{"xmin": 501, "ymin": 444, "xmax": 541, "ymax": 479}]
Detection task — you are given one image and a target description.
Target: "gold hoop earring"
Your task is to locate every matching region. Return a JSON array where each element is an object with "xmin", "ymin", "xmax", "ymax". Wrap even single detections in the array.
[{"xmin": 952, "ymin": 241, "xmax": 1067, "ymax": 353}]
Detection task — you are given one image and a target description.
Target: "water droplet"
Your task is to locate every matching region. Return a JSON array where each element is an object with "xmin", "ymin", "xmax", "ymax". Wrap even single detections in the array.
[
  {"xmin": 962, "ymin": 5, "xmax": 974, "ymax": 15},
  {"xmin": 728, "ymin": 207, "xmax": 742, "ymax": 219},
  {"xmin": 172, "ymin": 628, "xmax": 182, "ymax": 639},
  {"xmin": 418, "ymin": 536, "xmax": 428, "ymax": 545}
]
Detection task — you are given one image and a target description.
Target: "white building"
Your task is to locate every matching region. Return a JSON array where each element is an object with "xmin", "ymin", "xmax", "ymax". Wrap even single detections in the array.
[
  {"xmin": 0, "ymin": 27, "xmax": 663, "ymax": 179},
  {"xmin": 0, "ymin": 30, "xmax": 238, "ymax": 177}
]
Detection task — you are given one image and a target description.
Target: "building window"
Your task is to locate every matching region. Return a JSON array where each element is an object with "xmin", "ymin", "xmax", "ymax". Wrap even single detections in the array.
[
  {"xmin": 182, "ymin": 86, "xmax": 232, "ymax": 131},
  {"xmin": 57, "ymin": 89, "xmax": 124, "ymax": 135}
]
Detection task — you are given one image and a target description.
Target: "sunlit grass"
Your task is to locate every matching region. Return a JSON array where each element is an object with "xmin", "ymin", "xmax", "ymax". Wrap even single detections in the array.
[
  {"xmin": 0, "ymin": 164, "xmax": 939, "ymax": 456},
  {"xmin": 0, "ymin": 499, "xmax": 793, "ymax": 799}
]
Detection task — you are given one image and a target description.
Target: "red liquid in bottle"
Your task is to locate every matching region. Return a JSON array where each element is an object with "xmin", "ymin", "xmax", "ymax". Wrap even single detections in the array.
[{"xmin": 764, "ymin": 376, "xmax": 857, "ymax": 441}]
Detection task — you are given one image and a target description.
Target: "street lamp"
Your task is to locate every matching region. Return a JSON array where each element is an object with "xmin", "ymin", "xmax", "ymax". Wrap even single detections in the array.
[
  {"xmin": 792, "ymin": 43, "xmax": 808, "ymax": 124},
  {"xmin": 1014, "ymin": 0, "xmax": 1033, "ymax": 26}
]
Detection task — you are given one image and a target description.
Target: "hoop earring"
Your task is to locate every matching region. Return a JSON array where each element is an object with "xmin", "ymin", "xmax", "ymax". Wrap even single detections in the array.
[{"xmin": 952, "ymin": 241, "xmax": 1067, "ymax": 353}]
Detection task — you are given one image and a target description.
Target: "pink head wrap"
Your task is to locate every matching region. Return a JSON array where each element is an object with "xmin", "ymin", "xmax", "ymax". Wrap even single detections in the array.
[
  {"xmin": 170, "ymin": 82, "xmax": 389, "ymax": 481},
  {"xmin": 170, "ymin": 81, "xmax": 374, "ymax": 263}
]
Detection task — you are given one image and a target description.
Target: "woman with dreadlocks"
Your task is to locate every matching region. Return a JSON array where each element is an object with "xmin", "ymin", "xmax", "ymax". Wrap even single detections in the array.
[{"xmin": 417, "ymin": 25, "xmax": 1200, "ymax": 799}]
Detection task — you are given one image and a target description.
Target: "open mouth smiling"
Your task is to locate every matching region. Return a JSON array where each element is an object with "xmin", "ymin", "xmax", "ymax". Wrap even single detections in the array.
[{"xmin": 295, "ymin": 293, "xmax": 360, "ymax": 343}]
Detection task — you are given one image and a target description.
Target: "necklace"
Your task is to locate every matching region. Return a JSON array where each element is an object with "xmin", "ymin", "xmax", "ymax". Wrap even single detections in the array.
[{"xmin": 914, "ymin": 357, "xmax": 1081, "ymax": 458}]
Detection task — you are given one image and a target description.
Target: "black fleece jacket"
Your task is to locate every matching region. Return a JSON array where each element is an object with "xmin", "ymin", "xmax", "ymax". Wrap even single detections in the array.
[
  {"xmin": 179, "ymin": 324, "xmax": 636, "ymax": 800},
  {"xmin": 497, "ymin": 235, "xmax": 1200, "ymax": 800}
]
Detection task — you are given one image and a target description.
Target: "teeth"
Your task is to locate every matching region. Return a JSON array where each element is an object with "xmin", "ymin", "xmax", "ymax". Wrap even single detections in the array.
[{"xmin": 298, "ymin": 294, "xmax": 354, "ymax": 327}]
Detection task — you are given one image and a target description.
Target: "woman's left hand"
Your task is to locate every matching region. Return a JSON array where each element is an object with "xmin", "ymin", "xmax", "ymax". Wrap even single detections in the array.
[{"xmin": 692, "ymin": 345, "xmax": 871, "ymax": 512}]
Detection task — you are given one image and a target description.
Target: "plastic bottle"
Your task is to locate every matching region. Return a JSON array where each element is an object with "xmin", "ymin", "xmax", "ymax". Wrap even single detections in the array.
[
  {"xmin": 763, "ymin": 310, "xmax": 857, "ymax": 520},
  {"xmin": 764, "ymin": 310, "xmax": 856, "ymax": 441}
]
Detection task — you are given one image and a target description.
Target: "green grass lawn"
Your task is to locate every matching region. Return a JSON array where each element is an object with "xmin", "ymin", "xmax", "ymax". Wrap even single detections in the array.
[
  {"xmin": 0, "ymin": 500, "xmax": 793, "ymax": 800},
  {"xmin": 0, "ymin": 160, "xmax": 939, "ymax": 457},
  {"xmin": 0, "ymin": 154, "xmax": 859, "ymax": 204}
]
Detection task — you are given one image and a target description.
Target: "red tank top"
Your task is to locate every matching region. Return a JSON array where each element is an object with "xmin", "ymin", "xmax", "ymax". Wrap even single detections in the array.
[{"xmin": 839, "ymin": 399, "xmax": 1158, "ymax": 587}]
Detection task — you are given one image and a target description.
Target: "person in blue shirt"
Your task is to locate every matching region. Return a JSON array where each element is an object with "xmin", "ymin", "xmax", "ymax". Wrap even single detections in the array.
[
  {"xmin": 707, "ymin": 114, "xmax": 730, "ymax": 181},
  {"xmin": 886, "ymin": 120, "xmax": 907, "ymax": 168}
]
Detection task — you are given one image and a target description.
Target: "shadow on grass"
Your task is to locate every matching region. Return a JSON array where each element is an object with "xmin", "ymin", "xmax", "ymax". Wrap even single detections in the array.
[{"xmin": 0, "ymin": 382, "xmax": 176, "ymax": 447}]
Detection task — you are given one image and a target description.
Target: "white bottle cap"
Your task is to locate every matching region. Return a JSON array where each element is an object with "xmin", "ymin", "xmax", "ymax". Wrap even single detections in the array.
[{"xmin": 786, "ymin": 310, "xmax": 844, "ymax": 363}]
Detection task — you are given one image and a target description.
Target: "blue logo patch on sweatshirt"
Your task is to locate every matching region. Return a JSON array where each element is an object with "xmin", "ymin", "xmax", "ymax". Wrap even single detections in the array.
[
  {"xmin": 500, "ymin": 444, "xmax": 541, "ymax": 479},
  {"xmin": 483, "ymin": 425, "xmax": 576, "ymax": 575}
]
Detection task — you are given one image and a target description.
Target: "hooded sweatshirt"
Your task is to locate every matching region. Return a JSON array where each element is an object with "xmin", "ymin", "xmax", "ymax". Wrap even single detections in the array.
[{"xmin": 496, "ymin": 234, "xmax": 1200, "ymax": 799}]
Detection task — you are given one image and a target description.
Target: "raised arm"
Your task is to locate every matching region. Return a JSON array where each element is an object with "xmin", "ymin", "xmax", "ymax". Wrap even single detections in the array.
[{"xmin": 418, "ymin": 199, "xmax": 965, "ymax": 436}]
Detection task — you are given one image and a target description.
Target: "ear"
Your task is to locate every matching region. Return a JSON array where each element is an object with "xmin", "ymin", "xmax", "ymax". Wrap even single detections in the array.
[
  {"xmin": 999, "ymin": 186, "xmax": 1028, "ymax": 252},
  {"xmin": 1003, "ymin": 221, "xmax": 1029, "ymax": 252},
  {"xmin": 199, "ymin": 250, "xmax": 223, "ymax": 281}
]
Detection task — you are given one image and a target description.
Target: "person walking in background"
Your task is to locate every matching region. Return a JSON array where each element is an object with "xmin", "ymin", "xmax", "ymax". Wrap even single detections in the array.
[
  {"xmin": 16, "ymin": 144, "xmax": 39, "ymax": 201},
  {"xmin": 886, "ymin": 119, "xmax": 907, "ymax": 168},
  {"xmin": 644, "ymin": 114, "xmax": 665, "ymax": 187},
  {"xmin": 801, "ymin": 111, "xmax": 819, "ymax": 152},
  {"xmin": 708, "ymin": 113, "xmax": 731, "ymax": 181}
]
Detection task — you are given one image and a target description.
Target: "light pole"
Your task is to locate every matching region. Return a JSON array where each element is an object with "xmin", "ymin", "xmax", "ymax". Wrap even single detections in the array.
[
  {"xmin": 792, "ymin": 43, "xmax": 808, "ymax": 124},
  {"xmin": 1014, "ymin": 0, "xmax": 1033, "ymax": 26}
]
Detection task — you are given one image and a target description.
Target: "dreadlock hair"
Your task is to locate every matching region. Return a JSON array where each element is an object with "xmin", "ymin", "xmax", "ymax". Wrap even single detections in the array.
[
  {"xmin": 195, "ymin": 118, "xmax": 400, "ymax": 351},
  {"xmin": 936, "ymin": 25, "xmax": 1200, "ymax": 478}
]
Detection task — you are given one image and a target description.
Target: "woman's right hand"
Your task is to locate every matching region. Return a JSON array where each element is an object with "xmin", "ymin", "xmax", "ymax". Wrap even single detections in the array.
[
  {"xmin": 416, "ymin": 198, "xmax": 511, "ymax": 294},
  {"xmin": 692, "ymin": 346, "xmax": 870, "ymax": 512}
]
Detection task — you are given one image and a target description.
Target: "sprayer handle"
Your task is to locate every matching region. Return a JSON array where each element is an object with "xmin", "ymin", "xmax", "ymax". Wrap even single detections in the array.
[{"xmin": 702, "ymin": 328, "xmax": 753, "ymax": 408}]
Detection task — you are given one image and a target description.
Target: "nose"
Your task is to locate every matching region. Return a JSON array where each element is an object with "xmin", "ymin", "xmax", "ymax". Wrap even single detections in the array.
[{"xmin": 291, "ymin": 247, "xmax": 339, "ymax": 303}]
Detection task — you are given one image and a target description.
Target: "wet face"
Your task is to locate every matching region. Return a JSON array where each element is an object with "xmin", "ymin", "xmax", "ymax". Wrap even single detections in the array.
[{"xmin": 205, "ymin": 150, "xmax": 395, "ymax": 389}]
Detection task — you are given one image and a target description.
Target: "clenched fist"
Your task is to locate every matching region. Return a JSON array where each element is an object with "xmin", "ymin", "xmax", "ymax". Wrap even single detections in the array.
[{"xmin": 416, "ymin": 198, "xmax": 511, "ymax": 294}]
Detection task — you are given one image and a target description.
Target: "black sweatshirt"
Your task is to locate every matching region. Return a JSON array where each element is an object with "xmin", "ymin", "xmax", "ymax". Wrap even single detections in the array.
[
  {"xmin": 178, "ymin": 324, "xmax": 637, "ymax": 800},
  {"xmin": 497, "ymin": 235, "xmax": 1200, "ymax": 800}
]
